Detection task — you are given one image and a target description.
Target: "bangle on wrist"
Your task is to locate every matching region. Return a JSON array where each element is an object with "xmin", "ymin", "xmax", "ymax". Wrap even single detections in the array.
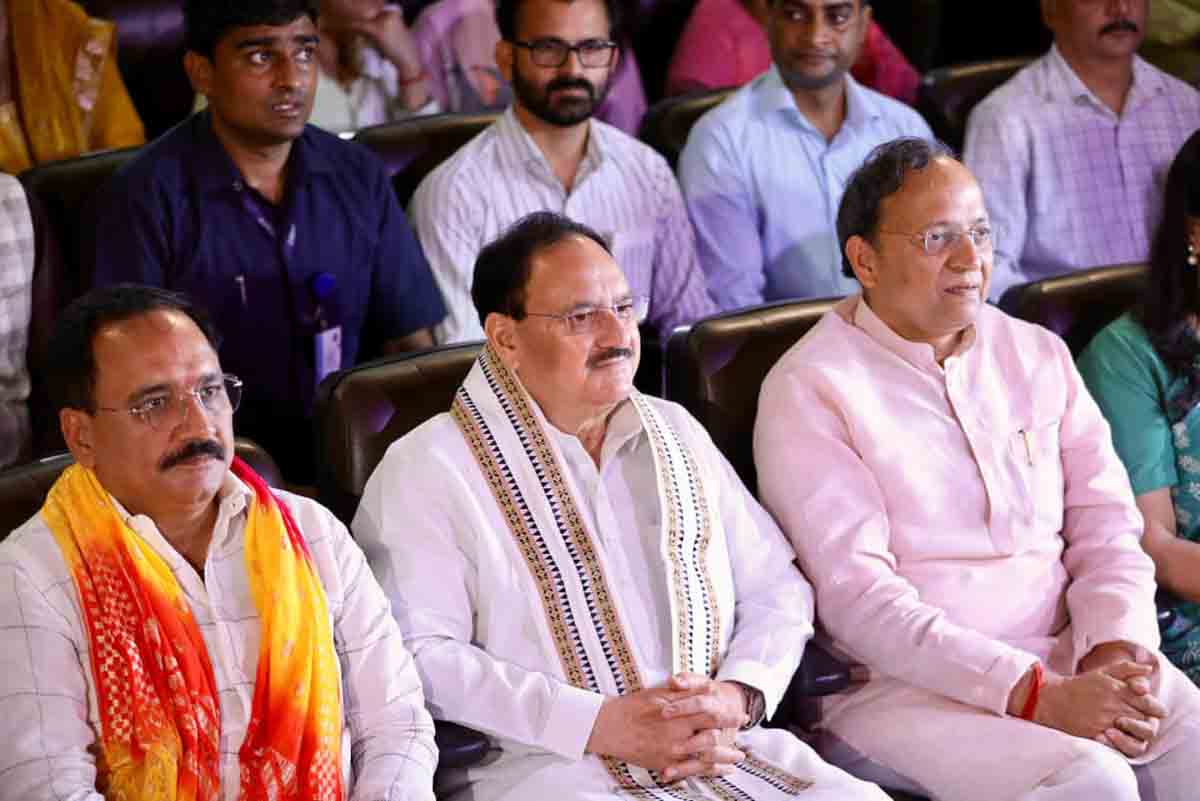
[{"xmin": 1020, "ymin": 662, "xmax": 1044, "ymax": 721}]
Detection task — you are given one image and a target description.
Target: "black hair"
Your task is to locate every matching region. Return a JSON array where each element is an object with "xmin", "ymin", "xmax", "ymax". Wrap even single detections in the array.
[
  {"xmin": 837, "ymin": 137, "xmax": 956, "ymax": 278},
  {"xmin": 45, "ymin": 284, "xmax": 221, "ymax": 414},
  {"xmin": 496, "ymin": 0, "xmax": 623, "ymax": 42},
  {"xmin": 184, "ymin": 0, "xmax": 318, "ymax": 58},
  {"xmin": 1135, "ymin": 129, "xmax": 1200, "ymax": 420},
  {"xmin": 472, "ymin": 211, "xmax": 612, "ymax": 324}
]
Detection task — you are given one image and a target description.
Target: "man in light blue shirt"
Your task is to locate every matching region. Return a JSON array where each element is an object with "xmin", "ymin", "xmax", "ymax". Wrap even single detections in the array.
[{"xmin": 678, "ymin": 0, "xmax": 931, "ymax": 310}]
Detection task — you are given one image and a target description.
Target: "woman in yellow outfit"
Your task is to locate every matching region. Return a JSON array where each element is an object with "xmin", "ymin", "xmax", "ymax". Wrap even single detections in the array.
[{"xmin": 0, "ymin": 0, "xmax": 144, "ymax": 174}]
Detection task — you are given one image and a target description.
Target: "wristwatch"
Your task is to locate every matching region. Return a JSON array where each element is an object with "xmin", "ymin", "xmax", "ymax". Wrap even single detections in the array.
[{"xmin": 731, "ymin": 681, "xmax": 766, "ymax": 730}]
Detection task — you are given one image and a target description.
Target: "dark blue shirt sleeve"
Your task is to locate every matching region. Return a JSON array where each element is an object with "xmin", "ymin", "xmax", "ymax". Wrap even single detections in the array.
[{"xmin": 365, "ymin": 168, "xmax": 446, "ymax": 349}]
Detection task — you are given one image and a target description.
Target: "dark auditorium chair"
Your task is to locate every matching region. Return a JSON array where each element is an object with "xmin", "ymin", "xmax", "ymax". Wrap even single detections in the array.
[
  {"xmin": 917, "ymin": 57, "xmax": 1032, "ymax": 151},
  {"xmin": 314, "ymin": 341, "xmax": 492, "ymax": 773},
  {"xmin": 665, "ymin": 297, "xmax": 839, "ymax": 495},
  {"xmin": 83, "ymin": 0, "xmax": 194, "ymax": 139},
  {"xmin": 637, "ymin": 88, "xmax": 732, "ymax": 169},
  {"xmin": 0, "ymin": 438, "xmax": 283, "ymax": 537},
  {"xmin": 353, "ymin": 112, "xmax": 498, "ymax": 207},
  {"xmin": 998, "ymin": 263, "xmax": 1148, "ymax": 356},
  {"xmin": 315, "ymin": 343, "xmax": 483, "ymax": 525},
  {"xmin": 20, "ymin": 146, "xmax": 141, "ymax": 309}
]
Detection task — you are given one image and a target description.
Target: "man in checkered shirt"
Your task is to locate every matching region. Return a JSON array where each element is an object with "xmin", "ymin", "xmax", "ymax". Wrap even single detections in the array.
[{"xmin": 964, "ymin": 0, "xmax": 1200, "ymax": 300}]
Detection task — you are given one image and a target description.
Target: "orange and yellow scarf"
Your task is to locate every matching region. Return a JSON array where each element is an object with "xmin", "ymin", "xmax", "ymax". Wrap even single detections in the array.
[{"xmin": 40, "ymin": 458, "xmax": 345, "ymax": 801}]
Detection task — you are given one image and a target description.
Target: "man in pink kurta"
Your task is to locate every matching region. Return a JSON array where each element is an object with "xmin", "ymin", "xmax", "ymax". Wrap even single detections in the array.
[{"xmin": 755, "ymin": 137, "xmax": 1200, "ymax": 801}]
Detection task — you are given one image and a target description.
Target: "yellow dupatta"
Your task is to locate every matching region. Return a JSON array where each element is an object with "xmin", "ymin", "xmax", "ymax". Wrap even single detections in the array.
[
  {"xmin": 2, "ymin": 0, "xmax": 145, "ymax": 173},
  {"xmin": 40, "ymin": 458, "xmax": 345, "ymax": 801}
]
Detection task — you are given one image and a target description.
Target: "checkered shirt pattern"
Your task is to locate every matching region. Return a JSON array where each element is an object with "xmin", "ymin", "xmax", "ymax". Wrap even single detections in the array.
[
  {"xmin": 0, "ymin": 475, "xmax": 438, "ymax": 801},
  {"xmin": 0, "ymin": 173, "xmax": 31, "ymax": 467},
  {"xmin": 965, "ymin": 46, "xmax": 1200, "ymax": 299}
]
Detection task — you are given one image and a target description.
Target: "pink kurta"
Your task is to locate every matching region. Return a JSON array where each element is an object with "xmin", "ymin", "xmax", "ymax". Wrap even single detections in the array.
[{"xmin": 754, "ymin": 296, "xmax": 1200, "ymax": 798}]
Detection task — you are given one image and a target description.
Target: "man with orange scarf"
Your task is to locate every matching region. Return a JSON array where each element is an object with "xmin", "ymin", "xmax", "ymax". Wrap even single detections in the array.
[
  {"xmin": 0, "ymin": 284, "xmax": 437, "ymax": 801},
  {"xmin": 0, "ymin": 0, "xmax": 145, "ymax": 174}
]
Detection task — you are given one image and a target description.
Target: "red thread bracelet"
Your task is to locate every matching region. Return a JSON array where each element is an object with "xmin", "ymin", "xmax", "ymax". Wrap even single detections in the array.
[
  {"xmin": 397, "ymin": 68, "xmax": 427, "ymax": 87},
  {"xmin": 1020, "ymin": 662, "xmax": 1044, "ymax": 721}
]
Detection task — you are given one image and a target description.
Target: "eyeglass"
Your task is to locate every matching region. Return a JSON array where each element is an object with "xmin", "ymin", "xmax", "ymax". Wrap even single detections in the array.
[
  {"xmin": 512, "ymin": 38, "xmax": 618, "ymax": 68},
  {"xmin": 523, "ymin": 295, "xmax": 649, "ymax": 335},
  {"xmin": 877, "ymin": 223, "xmax": 997, "ymax": 257},
  {"xmin": 94, "ymin": 374, "xmax": 243, "ymax": 431}
]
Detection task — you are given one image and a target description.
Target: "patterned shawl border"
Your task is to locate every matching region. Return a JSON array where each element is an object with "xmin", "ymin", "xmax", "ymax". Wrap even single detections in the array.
[
  {"xmin": 451, "ymin": 391, "xmax": 597, "ymax": 692},
  {"xmin": 479, "ymin": 349, "xmax": 642, "ymax": 696},
  {"xmin": 633, "ymin": 394, "xmax": 720, "ymax": 677}
]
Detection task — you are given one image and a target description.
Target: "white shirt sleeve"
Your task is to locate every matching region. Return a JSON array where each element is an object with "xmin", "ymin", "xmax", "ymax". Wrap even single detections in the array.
[{"xmin": 353, "ymin": 439, "xmax": 605, "ymax": 761}]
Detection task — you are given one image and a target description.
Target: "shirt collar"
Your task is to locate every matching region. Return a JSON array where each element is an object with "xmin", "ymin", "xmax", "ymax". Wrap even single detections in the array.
[
  {"xmin": 191, "ymin": 110, "xmax": 334, "ymax": 197},
  {"xmin": 495, "ymin": 105, "xmax": 605, "ymax": 177},
  {"xmin": 1045, "ymin": 43, "xmax": 1167, "ymax": 112},
  {"xmin": 850, "ymin": 294, "xmax": 977, "ymax": 372},
  {"xmin": 753, "ymin": 64, "xmax": 880, "ymax": 133},
  {"xmin": 108, "ymin": 470, "xmax": 251, "ymax": 564}
]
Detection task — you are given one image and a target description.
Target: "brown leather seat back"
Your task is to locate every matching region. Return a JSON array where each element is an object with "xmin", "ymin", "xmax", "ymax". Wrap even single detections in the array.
[
  {"xmin": 353, "ymin": 112, "xmax": 498, "ymax": 207},
  {"xmin": 998, "ymin": 263, "xmax": 1148, "ymax": 356},
  {"xmin": 917, "ymin": 57, "xmax": 1032, "ymax": 151},
  {"xmin": 82, "ymin": 0, "xmax": 193, "ymax": 138},
  {"xmin": 665, "ymin": 298, "xmax": 839, "ymax": 494},
  {"xmin": 314, "ymin": 343, "xmax": 483, "ymax": 524},
  {"xmin": 19, "ymin": 146, "xmax": 141, "ymax": 310},
  {"xmin": 637, "ymin": 88, "xmax": 732, "ymax": 169},
  {"xmin": 0, "ymin": 438, "xmax": 283, "ymax": 540}
]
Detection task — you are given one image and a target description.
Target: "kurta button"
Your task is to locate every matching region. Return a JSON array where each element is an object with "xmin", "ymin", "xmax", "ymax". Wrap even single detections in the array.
[{"xmin": 232, "ymin": 179, "xmax": 243, "ymax": 191}]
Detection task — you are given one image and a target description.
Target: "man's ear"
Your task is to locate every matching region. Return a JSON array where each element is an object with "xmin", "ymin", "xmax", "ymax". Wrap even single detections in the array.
[
  {"xmin": 485, "ymin": 312, "xmax": 520, "ymax": 371},
  {"xmin": 60, "ymin": 408, "xmax": 97, "ymax": 469},
  {"xmin": 845, "ymin": 234, "xmax": 881, "ymax": 290},
  {"xmin": 183, "ymin": 50, "xmax": 215, "ymax": 97},
  {"xmin": 495, "ymin": 39, "xmax": 515, "ymax": 84}
]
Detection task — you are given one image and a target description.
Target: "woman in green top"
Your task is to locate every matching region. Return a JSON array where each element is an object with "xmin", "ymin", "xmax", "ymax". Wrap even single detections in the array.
[{"xmin": 1079, "ymin": 129, "xmax": 1200, "ymax": 685}]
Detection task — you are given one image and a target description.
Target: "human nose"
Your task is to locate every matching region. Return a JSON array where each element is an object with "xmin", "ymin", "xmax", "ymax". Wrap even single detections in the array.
[
  {"xmin": 274, "ymin": 54, "xmax": 307, "ymax": 89},
  {"xmin": 170, "ymin": 390, "xmax": 217, "ymax": 432}
]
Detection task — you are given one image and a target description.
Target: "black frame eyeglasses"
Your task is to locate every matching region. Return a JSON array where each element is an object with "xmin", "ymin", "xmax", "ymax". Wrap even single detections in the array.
[{"xmin": 512, "ymin": 38, "xmax": 619, "ymax": 68}]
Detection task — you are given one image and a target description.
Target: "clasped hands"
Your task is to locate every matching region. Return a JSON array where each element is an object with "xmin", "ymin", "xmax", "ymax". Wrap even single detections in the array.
[
  {"xmin": 586, "ymin": 672, "xmax": 751, "ymax": 784},
  {"xmin": 1021, "ymin": 642, "xmax": 1168, "ymax": 758}
]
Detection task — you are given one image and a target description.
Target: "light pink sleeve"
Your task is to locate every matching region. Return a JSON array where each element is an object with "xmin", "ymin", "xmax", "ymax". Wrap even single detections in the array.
[
  {"xmin": 1053, "ymin": 336, "xmax": 1160, "ymax": 665},
  {"xmin": 754, "ymin": 360, "xmax": 1037, "ymax": 716}
]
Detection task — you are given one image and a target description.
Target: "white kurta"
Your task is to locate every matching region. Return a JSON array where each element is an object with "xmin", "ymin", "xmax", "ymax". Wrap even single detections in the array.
[{"xmin": 354, "ymin": 382, "xmax": 886, "ymax": 801}]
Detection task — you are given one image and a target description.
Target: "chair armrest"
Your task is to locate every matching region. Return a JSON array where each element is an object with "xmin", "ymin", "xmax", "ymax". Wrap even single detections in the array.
[
  {"xmin": 434, "ymin": 721, "xmax": 491, "ymax": 770},
  {"xmin": 791, "ymin": 639, "xmax": 853, "ymax": 697},
  {"xmin": 768, "ymin": 640, "xmax": 856, "ymax": 731}
]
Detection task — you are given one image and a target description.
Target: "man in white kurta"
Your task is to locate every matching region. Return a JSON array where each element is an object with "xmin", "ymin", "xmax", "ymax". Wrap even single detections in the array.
[
  {"xmin": 755, "ymin": 137, "xmax": 1200, "ymax": 800},
  {"xmin": 354, "ymin": 211, "xmax": 887, "ymax": 801}
]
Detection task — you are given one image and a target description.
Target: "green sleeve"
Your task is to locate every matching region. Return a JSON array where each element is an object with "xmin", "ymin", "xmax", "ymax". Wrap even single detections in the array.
[{"xmin": 1077, "ymin": 318, "xmax": 1179, "ymax": 496}]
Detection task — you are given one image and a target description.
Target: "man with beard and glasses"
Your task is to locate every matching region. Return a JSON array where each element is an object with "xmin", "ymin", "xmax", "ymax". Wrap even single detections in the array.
[
  {"xmin": 89, "ymin": 0, "xmax": 447, "ymax": 484},
  {"xmin": 408, "ymin": 0, "xmax": 715, "ymax": 345},
  {"xmin": 353, "ymin": 211, "xmax": 889, "ymax": 801},
  {"xmin": 965, "ymin": 0, "xmax": 1200, "ymax": 300},
  {"xmin": 0, "ymin": 284, "xmax": 437, "ymax": 801},
  {"xmin": 677, "ymin": 0, "xmax": 930, "ymax": 311}
]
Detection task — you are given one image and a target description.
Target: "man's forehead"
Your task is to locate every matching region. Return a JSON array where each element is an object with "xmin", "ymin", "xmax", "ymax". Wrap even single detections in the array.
[
  {"xmin": 881, "ymin": 159, "xmax": 986, "ymax": 222},
  {"xmin": 223, "ymin": 16, "xmax": 318, "ymax": 49},
  {"xmin": 517, "ymin": 0, "xmax": 610, "ymax": 33},
  {"xmin": 527, "ymin": 237, "xmax": 629, "ymax": 299}
]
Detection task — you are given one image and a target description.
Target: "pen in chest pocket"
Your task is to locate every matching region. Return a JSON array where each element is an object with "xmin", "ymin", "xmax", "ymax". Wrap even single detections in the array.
[{"xmin": 1019, "ymin": 429, "xmax": 1034, "ymax": 467}]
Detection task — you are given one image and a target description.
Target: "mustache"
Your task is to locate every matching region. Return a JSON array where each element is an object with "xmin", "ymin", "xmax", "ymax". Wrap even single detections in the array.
[
  {"xmin": 159, "ymin": 439, "xmax": 226, "ymax": 471},
  {"xmin": 588, "ymin": 347, "xmax": 634, "ymax": 367},
  {"xmin": 546, "ymin": 78, "xmax": 596, "ymax": 99},
  {"xmin": 1100, "ymin": 18, "xmax": 1139, "ymax": 35}
]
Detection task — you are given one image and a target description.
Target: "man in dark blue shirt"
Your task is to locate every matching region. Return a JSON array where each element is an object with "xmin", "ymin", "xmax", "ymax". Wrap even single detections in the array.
[{"xmin": 90, "ymin": 0, "xmax": 446, "ymax": 481}]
